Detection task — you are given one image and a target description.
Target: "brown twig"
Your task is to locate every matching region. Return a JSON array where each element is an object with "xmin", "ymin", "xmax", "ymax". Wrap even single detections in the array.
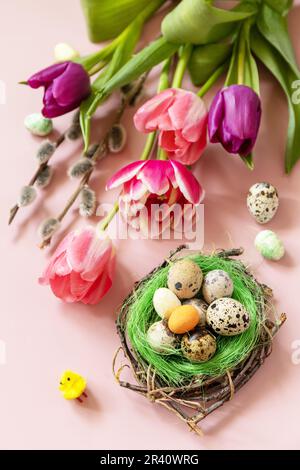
[{"xmin": 8, "ymin": 115, "xmax": 78, "ymax": 225}]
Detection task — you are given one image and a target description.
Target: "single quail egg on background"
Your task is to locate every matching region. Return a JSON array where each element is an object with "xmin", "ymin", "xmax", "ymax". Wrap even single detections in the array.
[
  {"xmin": 247, "ymin": 182, "xmax": 279, "ymax": 224},
  {"xmin": 255, "ymin": 230, "xmax": 285, "ymax": 261},
  {"xmin": 146, "ymin": 321, "xmax": 178, "ymax": 353},
  {"xmin": 202, "ymin": 269, "xmax": 234, "ymax": 304},
  {"xmin": 181, "ymin": 328, "xmax": 217, "ymax": 363},
  {"xmin": 167, "ymin": 258, "xmax": 203, "ymax": 299},
  {"xmin": 206, "ymin": 297, "xmax": 250, "ymax": 336},
  {"xmin": 153, "ymin": 287, "xmax": 181, "ymax": 319},
  {"xmin": 183, "ymin": 298, "xmax": 208, "ymax": 326}
]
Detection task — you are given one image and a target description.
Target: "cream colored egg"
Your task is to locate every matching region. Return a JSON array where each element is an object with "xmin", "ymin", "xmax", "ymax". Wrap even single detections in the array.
[
  {"xmin": 146, "ymin": 321, "xmax": 178, "ymax": 353},
  {"xmin": 207, "ymin": 298, "xmax": 250, "ymax": 336},
  {"xmin": 202, "ymin": 269, "xmax": 234, "ymax": 304},
  {"xmin": 167, "ymin": 259, "xmax": 203, "ymax": 299},
  {"xmin": 247, "ymin": 182, "xmax": 279, "ymax": 224},
  {"xmin": 183, "ymin": 298, "xmax": 207, "ymax": 326},
  {"xmin": 153, "ymin": 288, "xmax": 181, "ymax": 319}
]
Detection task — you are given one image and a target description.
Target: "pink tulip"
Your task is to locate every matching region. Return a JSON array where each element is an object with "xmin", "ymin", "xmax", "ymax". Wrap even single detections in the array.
[
  {"xmin": 39, "ymin": 226, "xmax": 116, "ymax": 304},
  {"xmin": 106, "ymin": 159, "xmax": 204, "ymax": 233},
  {"xmin": 134, "ymin": 88, "xmax": 208, "ymax": 165}
]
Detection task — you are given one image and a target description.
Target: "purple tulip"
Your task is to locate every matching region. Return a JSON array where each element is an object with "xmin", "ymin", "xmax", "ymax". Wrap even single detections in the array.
[
  {"xmin": 27, "ymin": 62, "xmax": 91, "ymax": 118},
  {"xmin": 208, "ymin": 85, "xmax": 261, "ymax": 156}
]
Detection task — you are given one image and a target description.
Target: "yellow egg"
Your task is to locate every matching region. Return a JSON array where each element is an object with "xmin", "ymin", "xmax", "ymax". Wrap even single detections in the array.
[{"xmin": 168, "ymin": 305, "xmax": 199, "ymax": 334}]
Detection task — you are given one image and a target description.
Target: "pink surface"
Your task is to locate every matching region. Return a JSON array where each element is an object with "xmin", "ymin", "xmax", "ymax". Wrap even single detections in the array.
[{"xmin": 1, "ymin": 0, "xmax": 300, "ymax": 450}]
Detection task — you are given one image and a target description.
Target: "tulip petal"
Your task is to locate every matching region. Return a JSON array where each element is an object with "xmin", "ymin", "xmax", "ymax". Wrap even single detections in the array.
[
  {"xmin": 49, "ymin": 275, "xmax": 74, "ymax": 303},
  {"xmin": 138, "ymin": 160, "xmax": 170, "ymax": 195},
  {"xmin": 52, "ymin": 63, "xmax": 91, "ymax": 107},
  {"xmin": 28, "ymin": 62, "xmax": 68, "ymax": 88},
  {"xmin": 106, "ymin": 160, "xmax": 147, "ymax": 190},
  {"xmin": 39, "ymin": 231, "xmax": 75, "ymax": 284},
  {"xmin": 170, "ymin": 160, "xmax": 203, "ymax": 204},
  {"xmin": 208, "ymin": 89, "xmax": 225, "ymax": 143},
  {"xmin": 67, "ymin": 226, "xmax": 95, "ymax": 272},
  {"xmin": 134, "ymin": 89, "xmax": 175, "ymax": 132}
]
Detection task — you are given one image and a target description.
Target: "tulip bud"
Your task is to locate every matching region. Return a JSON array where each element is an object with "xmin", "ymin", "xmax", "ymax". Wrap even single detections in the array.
[
  {"xmin": 38, "ymin": 217, "xmax": 60, "ymax": 241},
  {"xmin": 79, "ymin": 186, "xmax": 96, "ymax": 217},
  {"xmin": 24, "ymin": 113, "xmax": 53, "ymax": 136},
  {"xmin": 108, "ymin": 124, "xmax": 127, "ymax": 153},
  {"xmin": 36, "ymin": 140, "xmax": 56, "ymax": 164},
  {"xmin": 18, "ymin": 185, "xmax": 37, "ymax": 207},
  {"xmin": 36, "ymin": 165, "xmax": 53, "ymax": 188},
  {"xmin": 68, "ymin": 157, "xmax": 94, "ymax": 179}
]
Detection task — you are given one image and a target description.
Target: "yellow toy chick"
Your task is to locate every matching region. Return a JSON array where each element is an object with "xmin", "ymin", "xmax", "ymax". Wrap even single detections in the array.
[{"xmin": 59, "ymin": 370, "xmax": 87, "ymax": 403}]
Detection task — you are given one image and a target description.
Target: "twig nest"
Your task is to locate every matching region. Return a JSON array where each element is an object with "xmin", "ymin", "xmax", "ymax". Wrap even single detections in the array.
[
  {"xmin": 24, "ymin": 113, "xmax": 53, "ymax": 136},
  {"xmin": 183, "ymin": 298, "xmax": 207, "ymax": 327},
  {"xmin": 247, "ymin": 182, "xmax": 279, "ymax": 224},
  {"xmin": 207, "ymin": 298, "xmax": 250, "ymax": 336},
  {"xmin": 168, "ymin": 305, "xmax": 199, "ymax": 334},
  {"xmin": 146, "ymin": 321, "xmax": 178, "ymax": 353},
  {"xmin": 167, "ymin": 259, "xmax": 203, "ymax": 299},
  {"xmin": 153, "ymin": 288, "xmax": 181, "ymax": 319},
  {"xmin": 202, "ymin": 269, "xmax": 234, "ymax": 303},
  {"xmin": 181, "ymin": 328, "xmax": 217, "ymax": 363},
  {"xmin": 255, "ymin": 230, "xmax": 285, "ymax": 261}
]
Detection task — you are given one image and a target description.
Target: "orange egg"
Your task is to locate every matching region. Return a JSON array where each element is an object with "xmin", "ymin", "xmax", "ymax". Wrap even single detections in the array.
[{"xmin": 168, "ymin": 305, "xmax": 199, "ymax": 334}]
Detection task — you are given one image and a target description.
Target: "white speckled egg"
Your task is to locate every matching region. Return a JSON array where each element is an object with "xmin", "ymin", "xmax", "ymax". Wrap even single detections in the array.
[
  {"xmin": 183, "ymin": 298, "xmax": 208, "ymax": 326},
  {"xmin": 207, "ymin": 298, "xmax": 250, "ymax": 336},
  {"xmin": 181, "ymin": 328, "xmax": 217, "ymax": 363},
  {"xmin": 146, "ymin": 321, "xmax": 178, "ymax": 353},
  {"xmin": 247, "ymin": 182, "xmax": 279, "ymax": 224},
  {"xmin": 255, "ymin": 230, "xmax": 285, "ymax": 261},
  {"xmin": 167, "ymin": 259, "xmax": 203, "ymax": 299},
  {"xmin": 153, "ymin": 288, "xmax": 181, "ymax": 319},
  {"xmin": 202, "ymin": 270, "xmax": 234, "ymax": 304}
]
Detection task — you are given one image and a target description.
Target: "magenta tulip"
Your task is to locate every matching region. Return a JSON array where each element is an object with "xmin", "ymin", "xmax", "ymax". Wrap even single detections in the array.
[
  {"xmin": 208, "ymin": 85, "xmax": 261, "ymax": 156},
  {"xmin": 28, "ymin": 61, "xmax": 91, "ymax": 118}
]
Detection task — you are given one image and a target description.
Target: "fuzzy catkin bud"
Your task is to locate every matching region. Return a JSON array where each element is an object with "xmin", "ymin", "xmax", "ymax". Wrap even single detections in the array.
[
  {"xmin": 38, "ymin": 217, "xmax": 60, "ymax": 241},
  {"xmin": 85, "ymin": 143, "xmax": 100, "ymax": 159},
  {"xmin": 18, "ymin": 185, "xmax": 37, "ymax": 207},
  {"xmin": 108, "ymin": 124, "xmax": 127, "ymax": 154},
  {"xmin": 36, "ymin": 165, "xmax": 53, "ymax": 188},
  {"xmin": 36, "ymin": 140, "xmax": 56, "ymax": 164},
  {"xmin": 79, "ymin": 186, "xmax": 96, "ymax": 217},
  {"xmin": 68, "ymin": 157, "xmax": 94, "ymax": 179},
  {"xmin": 66, "ymin": 124, "xmax": 81, "ymax": 141}
]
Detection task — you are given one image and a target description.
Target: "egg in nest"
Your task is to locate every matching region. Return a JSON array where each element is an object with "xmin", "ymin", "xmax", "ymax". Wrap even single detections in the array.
[{"xmin": 167, "ymin": 259, "xmax": 203, "ymax": 299}]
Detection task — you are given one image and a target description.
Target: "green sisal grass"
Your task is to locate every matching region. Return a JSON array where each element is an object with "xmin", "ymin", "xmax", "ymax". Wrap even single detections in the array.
[{"xmin": 125, "ymin": 254, "xmax": 266, "ymax": 386}]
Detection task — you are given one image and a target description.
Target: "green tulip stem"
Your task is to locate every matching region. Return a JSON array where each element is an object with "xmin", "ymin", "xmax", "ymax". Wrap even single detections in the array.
[
  {"xmin": 172, "ymin": 43, "xmax": 193, "ymax": 88},
  {"xmin": 197, "ymin": 62, "xmax": 228, "ymax": 98},
  {"xmin": 98, "ymin": 201, "xmax": 119, "ymax": 232},
  {"xmin": 140, "ymin": 132, "xmax": 157, "ymax": 161}
]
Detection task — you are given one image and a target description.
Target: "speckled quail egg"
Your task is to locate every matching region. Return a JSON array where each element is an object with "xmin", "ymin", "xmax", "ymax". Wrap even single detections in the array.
[
  {"xmin": 202, "ymin": 269, "xmax": 234, "ymax": 304},
  {"xmin": 183, "ymin": 298, "xmax": 208, "ymax": 327},
  {"xmin": 167, "ymin": 259, "xmax": 203, "ymax": 299},
  {"xmin": 153, "ymin": 288, "xmax": 181, "ymax": 319},
  {"xmin": 146, "ymin": 321, "xmax": 178, "ymax": 353},
  {"xmin": 181, "ymin": 328, "xmax": 217, "ymax": 363},
  {"xmin": 207, "ymin": 298, "xmax": 250, "ymax": 336},
  {"xmin": 247, "ymin": 182, "xmax": 279, "ymax": 224}
]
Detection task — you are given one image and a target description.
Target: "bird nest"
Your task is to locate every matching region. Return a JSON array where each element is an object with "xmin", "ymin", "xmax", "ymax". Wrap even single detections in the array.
[{"xmin": 113, "ymin": 246, "xmax": 286, "ymax": 435}]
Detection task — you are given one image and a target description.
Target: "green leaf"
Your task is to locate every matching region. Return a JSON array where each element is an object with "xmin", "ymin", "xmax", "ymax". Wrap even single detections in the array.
[
  {"xmin": 264, "ymin": 0, "xmax": 293, "ymax": 15},
  {"xmin": 101, "ymin": 37, "xmax": 179, "ymax": 96},
  {"xmin": 161, "ymin": 0, "xmax": 258, "ymax": 45},
  {"xmin": 81, "ymin": 0, "xmax": 156, "ymax": 42},
  {"xmin": 251, "ymin": 28, "xmax": 300, "ymax": 173},
  {"xmin": 257, "ymin": 3, "xmax": 299, "ymax": 76},
  {"xmin": 240, "ymin": 153, "xmax": 254, "ymax": 170},
  {"xmin": 189, "ymin": 42, "xmax": 232, "ymax": 86}
]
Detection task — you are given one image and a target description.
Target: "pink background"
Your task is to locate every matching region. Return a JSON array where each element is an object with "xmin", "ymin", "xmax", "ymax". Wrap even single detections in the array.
[{"xmin": 1, "ymin": 0, "xmax": 300, "ymax": 450}]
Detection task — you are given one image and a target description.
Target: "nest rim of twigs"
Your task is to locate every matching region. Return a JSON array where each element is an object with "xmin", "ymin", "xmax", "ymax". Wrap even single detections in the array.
[{"xmin": 114, "ymin": 246, "xmax": 286, "ymax": 434}]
